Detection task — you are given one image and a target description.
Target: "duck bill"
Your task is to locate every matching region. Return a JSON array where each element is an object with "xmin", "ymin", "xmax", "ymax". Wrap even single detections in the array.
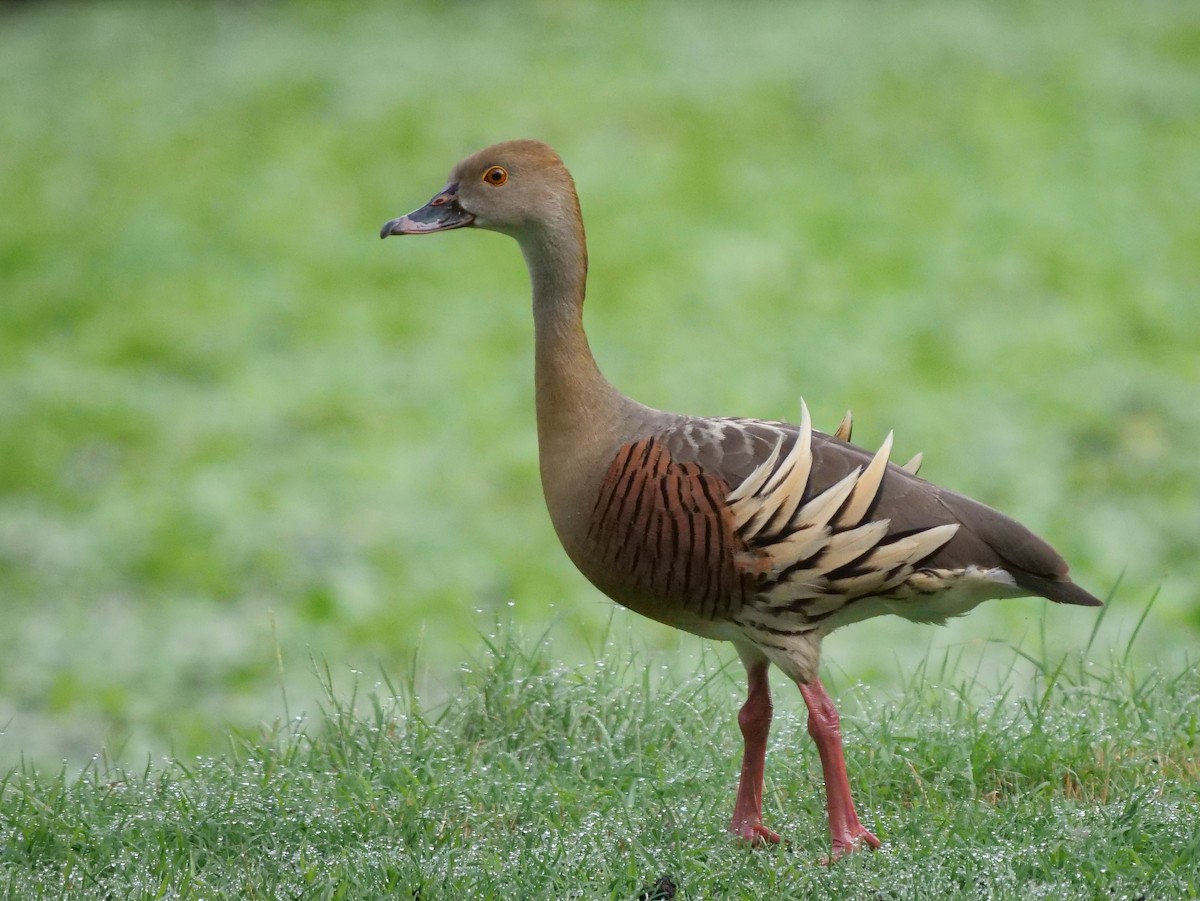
[{"xmin": 380, "ymin": 185, "xmax": 474, "ymax": 237}]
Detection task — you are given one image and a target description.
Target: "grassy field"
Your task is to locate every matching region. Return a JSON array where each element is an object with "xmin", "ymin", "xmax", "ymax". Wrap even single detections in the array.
[
  {"xmin": 0, "ymin": 0, "xmax": 1197, "ymax": 820},
  {"xmin": 3, "ymin": 623, "xmax": 1198, "ymax": 898}
]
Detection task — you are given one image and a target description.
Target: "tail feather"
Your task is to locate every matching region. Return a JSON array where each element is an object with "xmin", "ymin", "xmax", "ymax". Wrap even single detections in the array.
[
  {"xmin": 1011, "ymin": 571, "xmax": 1104, "ymax": 607},
  {"xmin": 932, "ymin": 490, "xmax": 1102, "ymax": 607}
]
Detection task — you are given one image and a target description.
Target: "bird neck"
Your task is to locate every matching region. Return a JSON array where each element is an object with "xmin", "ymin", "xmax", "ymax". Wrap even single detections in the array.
[{"xmin": 518, "ymin": 215, "xmax": 625, "ymax": 462}]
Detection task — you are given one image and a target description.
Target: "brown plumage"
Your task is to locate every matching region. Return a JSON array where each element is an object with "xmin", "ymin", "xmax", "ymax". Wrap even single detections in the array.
[
  {"xmin": 586, "ymin": 437, "xmax": 753, "ymax": 622},
  {"xmin": 381, "ymin": 139, "xmax": 1102, "ymax": 859}
]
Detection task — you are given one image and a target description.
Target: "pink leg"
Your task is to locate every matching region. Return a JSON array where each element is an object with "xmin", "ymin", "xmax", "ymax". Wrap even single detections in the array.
[
  {"xmin": 798, "ymin": 678, "xmax": 880, "ymax": 861},
  {"xmin": 728, "ymin": 655, "xmax": 781, "ymax": 845}
]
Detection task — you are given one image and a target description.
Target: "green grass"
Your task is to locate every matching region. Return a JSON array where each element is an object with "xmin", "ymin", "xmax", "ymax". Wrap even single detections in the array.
[
  {"xmin": 3, "ymin": 621, "xmax": 1198, "ymax": 898},
  {"xmin": 1, "ymin": 0, "xmax": 1198, "ymax": 778}
]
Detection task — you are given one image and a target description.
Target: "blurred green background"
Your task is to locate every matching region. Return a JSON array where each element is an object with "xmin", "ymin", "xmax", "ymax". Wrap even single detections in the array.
[{"xmin": 1, "ymin": 0, "xmax": 1197, "ymax": 768}]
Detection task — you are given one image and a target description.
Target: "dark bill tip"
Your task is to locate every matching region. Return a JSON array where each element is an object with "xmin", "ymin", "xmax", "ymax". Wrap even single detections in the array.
[{"xmin": 380, "ymin": 217, "xmax": 412, "ymax": 239}]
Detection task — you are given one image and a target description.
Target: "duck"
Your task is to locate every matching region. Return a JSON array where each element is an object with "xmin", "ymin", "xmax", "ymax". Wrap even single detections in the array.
[{"xmin": 380, "ymin": 139, "xmax": 1102, "ymax": 860}]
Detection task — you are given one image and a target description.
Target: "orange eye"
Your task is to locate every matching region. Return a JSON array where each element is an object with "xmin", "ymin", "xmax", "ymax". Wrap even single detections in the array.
[{"xmin": 482, "ymin": 165, "xmax": 508, "ymax": 186}]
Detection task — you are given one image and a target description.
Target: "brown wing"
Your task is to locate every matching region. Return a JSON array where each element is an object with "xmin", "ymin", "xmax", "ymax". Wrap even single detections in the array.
[{"xmin": 659, "ymin": 406, "xmax": 1101, "ymax": 610}]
